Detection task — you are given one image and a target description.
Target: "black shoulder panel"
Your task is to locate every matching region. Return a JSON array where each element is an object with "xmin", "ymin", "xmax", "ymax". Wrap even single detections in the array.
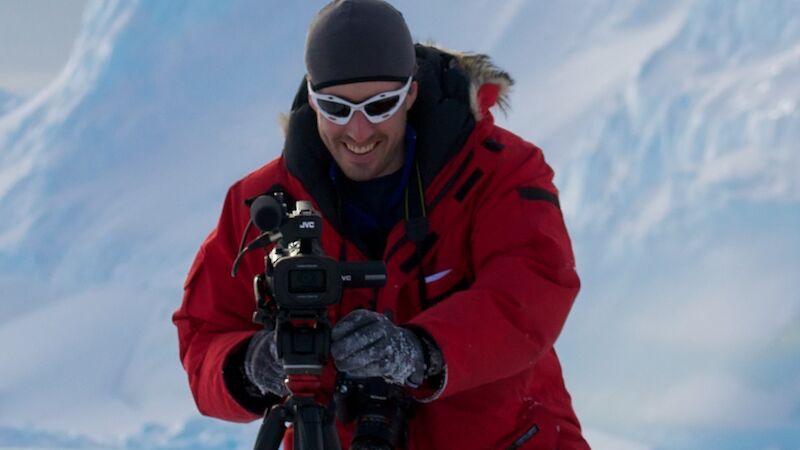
[
  {"xmin": 482, "ymin": 138, "xmax": 505, "ymax": 152},
  {"xmin": 454, "ymin": 168, "xmax": 484, "ymax": 202},
  {"xmin": 517, "ymin": 187, "xmax": 561, "ymax": 209}
]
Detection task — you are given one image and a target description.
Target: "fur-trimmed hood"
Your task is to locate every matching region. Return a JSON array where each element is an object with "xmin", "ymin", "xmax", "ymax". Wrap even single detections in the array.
[{"xmin": 440, "ymin": 46, "xmax": 514, "ymax": 122}]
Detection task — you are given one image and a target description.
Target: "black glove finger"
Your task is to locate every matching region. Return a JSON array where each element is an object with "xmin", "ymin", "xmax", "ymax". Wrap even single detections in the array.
[
  {"xmin": 331, "ymin": 320, "xmax": 389, "ymax": 361},
  {"xmin": 331, "ymin": 309, "xmax": 386, "ymax": 341},
  {"xmin": 265, "ymin": 379, "xmax": 289, "ymax": 397},
  {"xmin": 244, "ymin": 330, "xmax": 289, "ymax": 397},
  {"xmin": 344, "ymin": 355, "xmax": 415, "ymax": 386},
  {"xmin": 338, "ymin": 359, "xmax": 387, "ymax": 379},
  {"xmin": 248, "ymin": 330, "xmax": 271, "ymax": 355},
  {"xmin": 253, "ymin": 360, "xmax": 287, "ymax": 396},
  {"xmin": 333, "ymin": 337, "xmax": 388, "ymax": 372},
  {"xmin": 263, "ymin": 358, "xmax": 286, "ymax": 378},
  {"xmin": 268, "ymin": 334, "xmax": 280, "ymax": 361},
  {"xmin": 275, "ymin": 384, "xmax": 290, "ymax": 397}
]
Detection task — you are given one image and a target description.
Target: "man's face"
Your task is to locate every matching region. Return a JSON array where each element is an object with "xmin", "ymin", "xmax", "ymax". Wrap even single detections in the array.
[{"xmin": 310, "ymin": 80, "xmax": 418, "ymax": 181}]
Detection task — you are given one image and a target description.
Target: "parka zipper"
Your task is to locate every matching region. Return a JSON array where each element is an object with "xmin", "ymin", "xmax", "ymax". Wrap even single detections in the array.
[{"xmin": 504, "ymin": 424, "xmax": 540, "ymax": 450}]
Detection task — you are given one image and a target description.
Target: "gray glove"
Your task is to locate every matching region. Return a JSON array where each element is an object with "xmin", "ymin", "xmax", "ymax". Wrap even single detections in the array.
[
  {"xmin": 244, "ymin": 329, "xmax": 289, "ymax": 397},
  {"xmin": 331, "ymin": 309, "xmax": 425, "ymax": 387}
]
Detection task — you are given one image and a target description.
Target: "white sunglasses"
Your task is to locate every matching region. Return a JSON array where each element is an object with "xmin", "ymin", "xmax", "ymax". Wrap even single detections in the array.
[{"xmin": 307, "ymin": 76, "xmax": 413, "ymax": 125}]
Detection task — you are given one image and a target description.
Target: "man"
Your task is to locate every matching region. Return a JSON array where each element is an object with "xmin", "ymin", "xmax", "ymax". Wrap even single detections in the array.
[{"xmin": 173, "ymin": 0, "xmax": 589, "ymax": 448}]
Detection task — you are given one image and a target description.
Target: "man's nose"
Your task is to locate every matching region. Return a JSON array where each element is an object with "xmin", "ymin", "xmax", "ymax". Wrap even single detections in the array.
[{"xmin": 345, "ymin": 111, "xmax": 373, "ymax": 143}]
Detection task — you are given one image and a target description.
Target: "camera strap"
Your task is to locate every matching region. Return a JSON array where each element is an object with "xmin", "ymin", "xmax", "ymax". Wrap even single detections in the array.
[{"xmin": 404, "ymin": 160, "xmax": 429, "ymax": 304}]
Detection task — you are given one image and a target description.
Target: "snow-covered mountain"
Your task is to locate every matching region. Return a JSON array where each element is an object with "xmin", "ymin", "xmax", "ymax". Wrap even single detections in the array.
[
  {"xmin": 1, "ymin": 1, "xmax": 798, "ymax": 449},
  {"xmin": 0, "ymin": 90, "xmax": 23, "ymax": 115},
  {"xmin": 554, "ymin": 0, "xmax": 800, "ymax": 240}
]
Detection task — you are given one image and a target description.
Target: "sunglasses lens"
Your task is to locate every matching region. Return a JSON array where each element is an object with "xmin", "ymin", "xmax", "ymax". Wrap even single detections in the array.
[
  {"xmin": 317, "ymin": 99, "xmax": 351, "ymax": 118},
  {"xmin": 364, "ymin": 96, "xmax": 401, "ymax": 117}
]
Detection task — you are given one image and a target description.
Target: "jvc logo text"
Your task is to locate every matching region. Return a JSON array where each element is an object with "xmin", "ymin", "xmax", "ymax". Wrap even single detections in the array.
[{"xmin": 299, "ymin": 221, "xmax": 316, "ymax": 229}]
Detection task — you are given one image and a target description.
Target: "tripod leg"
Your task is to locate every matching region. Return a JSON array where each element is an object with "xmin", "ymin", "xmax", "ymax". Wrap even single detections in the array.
[
  {"xmin": 292, "ymin": 398, "xmax": 327, "ymax": 450},
  {"xmin": 253, "ymin": 404, "xmax": 288, "ymax": 450},
  {"xmin": 322, "ymin": 406, "xmax": 342, "ymax": 450}
]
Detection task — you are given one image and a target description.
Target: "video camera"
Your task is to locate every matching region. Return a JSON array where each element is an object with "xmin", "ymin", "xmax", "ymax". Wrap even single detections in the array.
[
  {"xmin": 244, "ymin": 193, "xmax": 386, "ymax": 376},
  {"xmin": 234, "ymin": 191, "xmax": 409, "ymax": 450}
]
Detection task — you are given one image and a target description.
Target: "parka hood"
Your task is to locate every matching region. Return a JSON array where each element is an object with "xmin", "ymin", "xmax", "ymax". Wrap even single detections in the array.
[
  {"xmin": 279, "ymin": 45, "xmax": 513, "ymax": 232},
  {"xmin": 442, "ymin": 45, "xmax": 514, "ymax": 121}
]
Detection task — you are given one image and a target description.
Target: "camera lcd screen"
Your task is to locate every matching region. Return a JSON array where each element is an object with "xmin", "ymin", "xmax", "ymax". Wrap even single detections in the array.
[{"xmin": 288, "ymin": 269, "xmax": 326, "ymax": 294}]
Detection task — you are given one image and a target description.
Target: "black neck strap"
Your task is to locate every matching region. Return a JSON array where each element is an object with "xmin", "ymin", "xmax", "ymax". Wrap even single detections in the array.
[{"xmin": 404, "ymin": 160, "xmax": 429, "ymax": 303}]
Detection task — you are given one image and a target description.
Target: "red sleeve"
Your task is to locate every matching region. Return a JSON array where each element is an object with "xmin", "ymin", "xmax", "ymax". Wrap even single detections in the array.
[
  {"xmin": 409, "ymin": 140, "xmax": 580, "ymax": 400},
  {"xmin": 172, "ymin": 183, "xmax": 266, "ymax": 422}
]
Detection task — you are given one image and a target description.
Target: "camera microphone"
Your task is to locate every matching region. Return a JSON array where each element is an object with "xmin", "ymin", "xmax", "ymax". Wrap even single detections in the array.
[
  {"xmin": 250, "ymin": 195, "xmax": 285, "ymax": 232},
  {"xmin": 231, "ymin": 195, "xmax": 286, "ymax": 277}
]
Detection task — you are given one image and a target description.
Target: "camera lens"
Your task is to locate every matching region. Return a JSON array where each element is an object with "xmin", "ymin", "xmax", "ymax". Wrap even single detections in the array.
[
  {"xmin": 350, "ymin": 437, "xmax": 393, "ymax": 450},
  {"xmin": 337, "ymin": 378, "xmax": 411, "ymax": 450},
  {"xmin": 288, "ymin": 269, "xmax": 326, "ymax": 293}
]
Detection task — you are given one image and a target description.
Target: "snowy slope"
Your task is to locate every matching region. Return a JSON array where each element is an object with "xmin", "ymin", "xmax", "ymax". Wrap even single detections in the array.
[
  {"xmin": 554, "ymin": 0, "xmax": 800, "ymax": 240},
  {"xmin": 0, "ymin": 0, "xmax": 295, "ymax": 441},
  {"xmin": 540, "ymin": 1, "xmax": 800, "ymax": 447},
  {"xmin": 0, "ymin": 90, "xmax": 23, "ymax": 116},
  {"xmin": 1, "ymin": 0, "xmax": 798, "ymax": 449}
]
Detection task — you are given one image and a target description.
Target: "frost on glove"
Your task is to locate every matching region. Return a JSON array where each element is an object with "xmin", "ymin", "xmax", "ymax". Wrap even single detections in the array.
[
  {"xmin": 244, "ymin": 329, "xmax": 290, "ymax": 397},
  {"xmin": 331, "ymin": 309, "xmax": 427, "ymax": 387}
]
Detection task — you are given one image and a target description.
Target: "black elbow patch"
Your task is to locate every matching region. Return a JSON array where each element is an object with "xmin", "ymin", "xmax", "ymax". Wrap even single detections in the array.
[{"xmin": 517, "ymin": 187, "xmax": 561, "ymax": 209}]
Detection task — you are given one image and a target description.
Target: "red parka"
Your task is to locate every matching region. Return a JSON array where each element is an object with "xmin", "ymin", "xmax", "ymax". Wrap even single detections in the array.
[{"xmin": 174, "ymin": 46, "xmax": 589, "ymax": 450}]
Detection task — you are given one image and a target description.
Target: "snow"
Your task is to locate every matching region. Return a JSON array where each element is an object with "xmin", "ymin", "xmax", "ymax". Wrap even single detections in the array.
[{"xmin": 0, "ymin": 90, "xmax": 23, "ymax": 116}]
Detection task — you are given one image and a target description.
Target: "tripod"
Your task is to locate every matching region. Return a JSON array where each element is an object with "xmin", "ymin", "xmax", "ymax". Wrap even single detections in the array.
[{"xmin": 255, "ymin": 393, "xmax": 340, "ymax": 450}]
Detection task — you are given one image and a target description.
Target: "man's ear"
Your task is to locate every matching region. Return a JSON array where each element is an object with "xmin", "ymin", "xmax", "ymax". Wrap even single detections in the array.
[{"xmin": 405, "ymin": 80, "xmax": 418, "ymax": 111}]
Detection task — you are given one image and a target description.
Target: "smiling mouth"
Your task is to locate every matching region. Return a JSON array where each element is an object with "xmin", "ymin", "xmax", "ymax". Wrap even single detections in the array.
[{"xmin": 345, "ymin": 141, "xmax": 378, "ymax": 155}]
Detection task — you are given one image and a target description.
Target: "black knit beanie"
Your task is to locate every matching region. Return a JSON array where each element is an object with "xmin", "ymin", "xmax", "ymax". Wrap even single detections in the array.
[{"xmin": 305, "ymin": 0, "xmax": 416, "ymax": 90}]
